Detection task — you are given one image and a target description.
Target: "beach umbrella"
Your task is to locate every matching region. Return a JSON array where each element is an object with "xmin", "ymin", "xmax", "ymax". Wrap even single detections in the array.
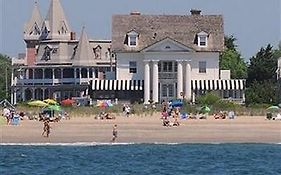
[
  {"xmin": 169, "ymin": 99, "xmax": 183, "ymax": 108},
  {"xmin": 61, "ymin": 98, "xmax": 75, "ymax": 106},
  {"xmin": 44, "ymin": 99, "xmax": 58, "ymax": 105},
  {"xmin": 46, "ymin": 104, "xmax": 62, "ymax": 111},
  {"xmin": 266, "ymin": 106, "xmax": 280, "ymax": 112},
  {"xmin": 28, "ymin": 100, "xmax": 48, "ymax": 107},
  {"xmin": 200, "ymin": 106, "xmax": 211, "ymax": 114}
]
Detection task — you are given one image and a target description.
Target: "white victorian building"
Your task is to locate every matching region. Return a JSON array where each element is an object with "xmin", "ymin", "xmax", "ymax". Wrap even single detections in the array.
[
  {"xmin": 91, "ymin": 10, "xmax": 245, "ymax": 104},
  {"xmin": 11, "ymin": 0, "xmax": 114, "ymax": 104}
]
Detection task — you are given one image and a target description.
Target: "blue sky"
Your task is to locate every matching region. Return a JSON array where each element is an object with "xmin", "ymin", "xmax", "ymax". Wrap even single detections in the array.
[{"xmin": 0, "ymin": 0, "xmax": 280, "ymax": 60}]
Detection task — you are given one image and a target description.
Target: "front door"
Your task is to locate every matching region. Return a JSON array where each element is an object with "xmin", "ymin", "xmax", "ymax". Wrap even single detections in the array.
[{"xmin": 161, "ymin": 83, "xmax": 175, "ymax": 101}]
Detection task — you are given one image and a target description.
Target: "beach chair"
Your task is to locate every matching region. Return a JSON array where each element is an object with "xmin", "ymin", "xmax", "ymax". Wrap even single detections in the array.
[
  {"xmin": 12, "ymin": 115, "xmax": 20, "ymax": 125},
  {"xmin": 180, "ymin": 113, "xmax": 188, "ymax": 120}
]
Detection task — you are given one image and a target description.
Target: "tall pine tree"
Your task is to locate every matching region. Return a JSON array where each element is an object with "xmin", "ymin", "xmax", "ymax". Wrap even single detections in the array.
[{"xmin": 246, "ymin": 44, "xmax": 280, "ymax": 105}]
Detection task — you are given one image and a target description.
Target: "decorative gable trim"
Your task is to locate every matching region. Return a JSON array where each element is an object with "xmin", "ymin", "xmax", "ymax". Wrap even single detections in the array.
[{"xmin": 141, "ymin": 37, "xmax": 195, "ymax": 52}]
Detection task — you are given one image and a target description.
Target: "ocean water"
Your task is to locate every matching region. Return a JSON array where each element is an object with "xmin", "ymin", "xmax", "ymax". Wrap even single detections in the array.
[{"xmin": 1, "ymin": 143, "xmax": 280, "ymax": 175}]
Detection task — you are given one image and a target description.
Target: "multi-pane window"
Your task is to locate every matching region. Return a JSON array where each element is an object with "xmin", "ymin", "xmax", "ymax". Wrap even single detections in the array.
[
  {"xmin": 129, "ymin": 36, "xmax": 137, "ymax": 46},
  {"xmin": 168, "ymin": 84, "xmax": 174, "ymax": 97},
  {"xmin": 129, "ymin": 61, "xmax": 137, "ymax": 73},
  {"xmin": 199, "ymin": 61, "xmax": 206, "ymax": 73},
  {"xmin": 199, "ymin": 36, "xmax": 207, "ymax": 46},
  {"xmin": 163, "ymin": 62, "xmax": 173, "ymax": 72},
  {"xmin": 197, "ymin": 31, "xmax": 208, "ymax": 47}
]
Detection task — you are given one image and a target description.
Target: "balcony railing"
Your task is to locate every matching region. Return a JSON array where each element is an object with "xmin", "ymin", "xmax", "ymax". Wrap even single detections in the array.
[
  {"xmin": 15, "ymin": 78, "xmax": 92, "ymax": 85},
  {"xmin": 159, "ymin": 72, "xmax": 177, "ymax": 79}
]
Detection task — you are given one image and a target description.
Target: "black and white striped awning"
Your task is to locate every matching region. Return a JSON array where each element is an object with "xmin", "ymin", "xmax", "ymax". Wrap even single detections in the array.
[
  {"xmin": 91, "ymin": 79, "xmax": 245, "ymax": 91},
  {"xmin": 191, "ymin": 79, "xmax": 245, "ymax": 90},
  {"xmin": 91, "ymin": 80, "xmax": 144, "ymax": 91}
]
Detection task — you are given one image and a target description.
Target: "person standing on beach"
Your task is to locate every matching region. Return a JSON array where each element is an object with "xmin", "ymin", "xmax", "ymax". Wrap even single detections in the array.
[
  {"xmin": 42, "ymin": 120, "xmax": 51, "ymax": 137},
  {"xmin": 111, "ymin": 124, "xmax": 118, "ymax": 142}
]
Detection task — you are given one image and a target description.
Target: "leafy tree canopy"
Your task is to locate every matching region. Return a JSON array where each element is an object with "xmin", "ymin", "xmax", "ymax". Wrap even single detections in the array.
[
  {"xmin": 0, "ymin": 54, "xmax": 12, "ymax": 100},
  {"xmin": 219, "ymin": 35, "xmax": 247, "ymax": 79}
]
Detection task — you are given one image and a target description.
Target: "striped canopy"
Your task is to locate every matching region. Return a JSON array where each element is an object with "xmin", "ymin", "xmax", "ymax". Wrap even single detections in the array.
[{"xmin": 91, "ymin": 79, "xmax": 245, "ymax": 91}]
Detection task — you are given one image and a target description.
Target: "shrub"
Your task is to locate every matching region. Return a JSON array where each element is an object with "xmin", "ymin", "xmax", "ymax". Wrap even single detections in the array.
[{"xmin": 197, "ymin": 92, "xmax": 220, "ymax": 106}]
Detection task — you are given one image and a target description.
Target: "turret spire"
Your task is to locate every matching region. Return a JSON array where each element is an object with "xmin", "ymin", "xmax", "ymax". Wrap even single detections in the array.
[
  {"xmin": 73, "ymin": 27, "xmax": 95, "ymax": 66},
  {"xmin": 43, "ymin": 0, "xmax": 71, "ymax": 40},
  {"xmin": 24, "ymin": 1, "xmax": 43, "ymax": 40}
]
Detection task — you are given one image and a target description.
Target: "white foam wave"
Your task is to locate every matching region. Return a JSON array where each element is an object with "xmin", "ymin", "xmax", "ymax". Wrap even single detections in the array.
[
  {"xmin": 0, "ymin": 142, "xmax": 137, "ymax": 146},
  {"xmin": 1, "ymin": 142, "xmax": 280, "ymax": 146}
]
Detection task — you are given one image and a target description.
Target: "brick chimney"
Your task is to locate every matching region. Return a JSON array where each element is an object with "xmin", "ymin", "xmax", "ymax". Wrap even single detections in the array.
[
  {"xmin": 190, "ymin": 9, "xmax": 201, "ymax": 15},
  {"xmin": 130, "ymin": 11, "xmax": 141, "ymax": 15}
]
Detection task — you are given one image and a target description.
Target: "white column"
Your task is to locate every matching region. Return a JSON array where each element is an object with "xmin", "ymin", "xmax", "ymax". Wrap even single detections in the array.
[
  {"xmin": 11, "ymin": 69, "xmax": 14, "ymax": 86},
  {"xmin": 32, "ymin": 69, "xmax": 35, "ymax": 79},
  {"xmin": 42, "ymin": 68, "xmax": 45, "ymax": 85},
  {"xmin": 52, "ymin": 69, "xmax": 55, "ymax": 85},
  {"xmin": 42, "ymin": 88, "xmax": 45, "ymax": 100},
  {"xmin": 177, "ymin": 61, "xmax": 183, "ymax": 99},
  {"xmin": 92, "ymin": 68, "xmax": 95, "ymax": 79},
  {"xmin": 185, "ymin": 61, "xmax": 192, "ymax": 101},
  {"xmin": 60, "ymin": 68, "xmax": 63, "ymax": 79},
  {"xmin": 26, "ymin": 69, "xmax": 29, "ymax": 79},
  {"xmin": 32, "ymin": 88, "xmax": 35, "ymax": 99},
  {"xmin": 152, "ymin": 60, "xmax": 159, "ymax": 103},
  {"xmin": 14, "ymin": 89, "xmax": 17, "ymax": 105},
  {"xmin": 79, "ymin": 68, "xmax": 82, "ymax": 84},
  {"xmin": 144, "ymin": 61, "xmax": 150, "ymax": 104},
  {"xmin": 22, "ymin": 88, "xmax": 26, "ymax": 101},
  {"xmin": 87, "ymin": 68, "xmax": 90, "ymax": 79},
  {"xmin": 74, "ymin": 68, "xmax": 77, "ymax": 84}
]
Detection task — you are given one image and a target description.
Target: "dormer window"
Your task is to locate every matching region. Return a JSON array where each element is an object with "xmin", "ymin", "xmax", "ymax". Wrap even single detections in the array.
[
  {"xmin": 127, "ymin": 30, "xmax": 138, "ymax": 47},
  {"xmin": 197, "ymin": 31, "xmax": 208, "ymax": 47}
]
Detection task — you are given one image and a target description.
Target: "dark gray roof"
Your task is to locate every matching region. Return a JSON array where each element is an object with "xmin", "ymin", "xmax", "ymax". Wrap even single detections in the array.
[{"xmin": 112, "ymin": 14, "xmax": 224, "ymax": 52}]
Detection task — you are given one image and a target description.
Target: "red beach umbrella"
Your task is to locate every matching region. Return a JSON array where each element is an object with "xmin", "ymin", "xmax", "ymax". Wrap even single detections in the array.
[{"xmin": 61, "ymin": 98, "xmax": 75, "ymax": 106}]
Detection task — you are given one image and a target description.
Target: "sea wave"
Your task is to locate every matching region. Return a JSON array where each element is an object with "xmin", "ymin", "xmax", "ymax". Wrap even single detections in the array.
[{"xmin": 1, "ymin": 142, "xmax": 280, "ymax": 146}]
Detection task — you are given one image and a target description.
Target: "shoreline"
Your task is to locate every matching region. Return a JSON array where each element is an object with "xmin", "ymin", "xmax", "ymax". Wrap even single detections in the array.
[{"xmin": 1, "ymin": 115, "xmax": 281, "ymax": 144}]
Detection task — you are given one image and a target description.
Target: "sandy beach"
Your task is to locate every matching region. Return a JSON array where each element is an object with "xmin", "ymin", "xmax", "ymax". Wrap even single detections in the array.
[{"xmin": 1, "ymin": 114, "xmax": 281, "ymax": 144}]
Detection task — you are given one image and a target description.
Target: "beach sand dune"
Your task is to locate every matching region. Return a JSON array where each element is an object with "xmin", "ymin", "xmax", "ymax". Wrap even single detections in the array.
[{"xmin": 1, "ymin": 115, "xmax": 280, "ymax": 144}]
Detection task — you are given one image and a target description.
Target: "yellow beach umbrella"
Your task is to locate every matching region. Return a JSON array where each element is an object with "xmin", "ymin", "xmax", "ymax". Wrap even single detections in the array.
[
  {"xmin": 28, "ymin": 100, "xmax": 48, "ymax": 107},
  {"xmin": 43, "ymin": 99, "xmax": 58, "ymax": 105}
]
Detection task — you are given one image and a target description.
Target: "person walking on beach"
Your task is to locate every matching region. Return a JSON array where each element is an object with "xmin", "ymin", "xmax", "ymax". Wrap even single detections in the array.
[
  {"xmin": 111, "ymin": 124, "xmax": 118, "ymax": 142},
  {"xmin": 42, "ymin": 119, "xmax": 51, "ymax": 137},
  {"xmin": 125, "ymin": 105, "xmax": 130, "ymax": 117}
]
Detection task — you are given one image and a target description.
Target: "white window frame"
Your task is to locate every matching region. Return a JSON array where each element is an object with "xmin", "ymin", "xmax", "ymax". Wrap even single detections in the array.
[
  {"xmin": 129, "ymin": 61, "xmax": 137, "ymax": 73},
  {"xmin": 127, "ymin": 31, "xmax": 138, "ymax": 47},
  {"xmin": 197, "ymin": 31, "xmax": 208, "ymax": 47}
]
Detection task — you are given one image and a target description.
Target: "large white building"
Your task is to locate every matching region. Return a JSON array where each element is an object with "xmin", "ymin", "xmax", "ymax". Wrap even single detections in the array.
[
  {"xmin": 12, "ymin": 0, "xmax": 245, "ymax": 104},
  {"xmin": 91, "ymin": 10, "xmax": 245, "ymax": 104}
]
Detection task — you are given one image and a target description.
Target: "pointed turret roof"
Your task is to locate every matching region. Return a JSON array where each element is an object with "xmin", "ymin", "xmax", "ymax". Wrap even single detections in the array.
[
  {"xmin": 44, "ymin": 0, "xmax": 71, "ymax": 40},
  {"xmin": 24, "ymin": 1, "xmax": 43, "ymax": 39},
  {"xmin": 73, "ymin": 27, "xmax": 95, "ymax": 66}
]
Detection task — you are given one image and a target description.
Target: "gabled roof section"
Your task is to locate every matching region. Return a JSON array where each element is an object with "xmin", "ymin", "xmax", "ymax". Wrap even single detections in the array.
[
  {"xmin": 24, "ymin": 1, "xmax": 43, "ymax": 38},
  {"xmin": 127, "ymin": 30, "xmax": 139, "ymax": 36},
  {"xmin": 73, "ymin": 27, "xmax": 95, "ymax": 66},
  {"xmin": 44, "ymin": 0, "xmax": 71, "ymax": 40},
  {"xmin": 112, "ymin": 13, "xmax": 224, "ymax": 52},
  {"xmin": 141, "ymin": 37, "xmax": 195, "ymax": 52},
  {"xmin": 197, "ymin": 31, "xmax": 208, "ymax": 36}
]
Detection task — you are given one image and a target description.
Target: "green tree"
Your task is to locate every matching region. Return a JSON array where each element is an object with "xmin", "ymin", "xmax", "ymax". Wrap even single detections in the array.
[
  {"xmin": 219, "ymin": 35, "xmax": 247, "ymax": 79},
  {"xmin": 0, "ymin": 54, "xmax": 12, "ymax": 100},
  {"xmin": 246, "ymin": 44, "xmax": 281, "ymax": 105}
]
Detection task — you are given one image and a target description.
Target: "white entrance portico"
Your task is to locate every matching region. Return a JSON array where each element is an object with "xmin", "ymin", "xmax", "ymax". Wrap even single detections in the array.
[{"xmin": 143, "ymin": 59, "xmax": 193, "ymax": 104}]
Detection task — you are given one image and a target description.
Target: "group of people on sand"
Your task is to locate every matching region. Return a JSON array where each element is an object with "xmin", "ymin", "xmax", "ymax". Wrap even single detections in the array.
[
  {"xmin": 161, "ymin": 104, "xmax": 181, "ymax": 127},
  {"xmin": 2, "ymin": 107, "xmax": 22, "ymax": 125}
]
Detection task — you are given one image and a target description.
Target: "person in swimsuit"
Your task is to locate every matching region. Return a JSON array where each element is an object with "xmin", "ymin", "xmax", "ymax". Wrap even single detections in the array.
[{"xmin": 111, "ymin": 124, "xmax": 118, "ymax": 142}]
